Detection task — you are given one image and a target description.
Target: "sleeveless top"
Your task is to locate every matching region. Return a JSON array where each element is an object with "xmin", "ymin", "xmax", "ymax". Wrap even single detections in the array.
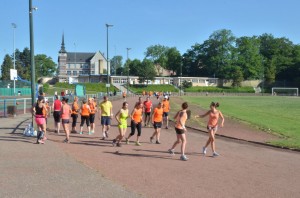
[
  {"xmin": 71, "ymin": 101, "xmax": 79, "ymax": 115},
  {"xmin": 61, "ymin": 104, "xmax": 70, "ymax": 119},
  {"xmin": 153, "ymin": 107, "xmax": 163, "ymax": 122},
  {"xmin": 81, "ymin": 104, "xmax": 90, "ymax": 116},
  {"xmin": 208, "ymin": 111, "xmax": 220, "ymax": 127},
  {"xmin": 89, "ymin": 102, "xmax": 96, "ymax": 114},
  {"xmin": 54, "ymin": 100, "xmax": 62, "ymax": 111},
  {"xmin": 119, "ymin": 109, "xmax": 129, "ymax": 125},
  {"xmin": 175, "ymin": 111, "xmax": 187, "ymax": 129},
  {"xmin": 132, "ymin": 108, "xmax": 143, "ymax": 123},
  {"xmin": 35, "ymin": 103, "xmax": 44, "ymax": 116}
]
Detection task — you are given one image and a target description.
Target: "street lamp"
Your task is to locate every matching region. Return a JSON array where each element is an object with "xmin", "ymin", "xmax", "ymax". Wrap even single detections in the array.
[
  {"xmin": 11, "ymin": 23, "xmax": 17, "ymax": 96},
  {"xmin": 29, "ymin": 0, "xmax": 37, "ymax": 126},
  {"xmin": 180, "ymin": 57, "xmax": 184, "ymax": 96},
  {"xmin": 126, "ymin": 48, "xmax": 131, "ymax": 95},
  {"xmin": 106, "ymin": 23, "xmax": 113, "ymax": 96}
]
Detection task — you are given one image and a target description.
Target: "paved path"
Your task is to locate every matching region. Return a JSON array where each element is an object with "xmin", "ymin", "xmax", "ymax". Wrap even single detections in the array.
[
  {"xmin": 0, "ymin": 115, "xmax": 141, "ymax": 198},
  {"xmin": 1, "ymin": 96, "xmax": 300, "ymax": 198}
]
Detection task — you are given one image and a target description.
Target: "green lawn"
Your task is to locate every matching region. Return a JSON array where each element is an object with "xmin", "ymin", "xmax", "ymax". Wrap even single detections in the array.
[
  {"xmin": 182, "ymin": 96, "xmax": 300, "ymax": 149},
  {"xmin": 128, "ymin": 84, "xmax": 178, "ymax": 94}
]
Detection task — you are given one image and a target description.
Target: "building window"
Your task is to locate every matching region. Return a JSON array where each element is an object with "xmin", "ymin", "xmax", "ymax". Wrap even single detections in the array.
[
  {"xmin": 91, "ymin": 71, "xmax": 95, "ymax": 74},
  {"xmin": 73, "ymin": 71, "xmax": 77, "ymax": 76},
  {"xmin": 80, "ymin": 64, "xmax": 83, "ymax": 68},
  {"xmin": 68, "ymin": 64, "xmax": 71, "ymax": 69},
  {"xmin": 67, "ymin": 71, "xmax": 71, "ymax": 76},
  {"xmin": 79, "ymin": 71, "xmax": 83, "ymax": 75}
]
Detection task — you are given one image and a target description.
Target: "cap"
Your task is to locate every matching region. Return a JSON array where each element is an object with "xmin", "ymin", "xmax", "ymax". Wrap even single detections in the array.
[{"xmin": 164, "ymin": 95, "xmax": 168, "ymax": 99}]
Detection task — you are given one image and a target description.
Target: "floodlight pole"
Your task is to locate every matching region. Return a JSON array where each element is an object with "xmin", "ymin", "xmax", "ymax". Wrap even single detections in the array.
[
  {"xmin": 29, "ymin": 0, "xmax": 36, "ymax": 126},
  {"xmin": 126, "ymin": 48, "xmax": 131, "ymax": 95},
  {"xmin": 106, "ymin": 23, "xmax": 113, "ymax": 96},
  {"xmin": 12, "ymin": 23, "xmax": 17, "ymax": 96}
]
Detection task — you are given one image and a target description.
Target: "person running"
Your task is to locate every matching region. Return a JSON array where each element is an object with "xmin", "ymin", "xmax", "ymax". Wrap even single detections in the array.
[
  {"xmin": 79, "ymin": 99, "xmax": 91, "ymax": 134},
  {"xmin": 150, "ymin": 102, "xmax": 164, "ymax": 144},
  {"xmin": 112, "ymin": 102, "xmax": 129, "ymax": 147},
  {"xmin": 98, "ymin": 96, "xmax": 113, "ymax": 140},
  {"xmin": 162, "ymin": 95, "xmax": 170, "ymax": 129},
  {"xmin": 33, "ymin": 96, "xmax": 48, "ymax": 144},
  {"xmin": 71, "ymin": 96, "xmax": 80, "ymax": 133},
  {"xmin": 89, "ymin": 98, "xmax": 97, "ymax": 134},
  {"xmin": 126, "ymin": 102, "xmax": 143, "ymax": 146},
  {"xmin": 195, "ymin": 102, "xmax": 224, "ymax": 157},
  {"xmin": 61, "ymin": 97, "xmax": 72, "ymax": 143},
  {"xmin": 168, "ymin": 102, "xmax": 189, "ymax": 161},
  {"xmin": 143, "ymin": 97, "xmax": 152, "ymax": 127},
  {"xmin": 52, "ymin": 95, "xmax": 61, "ymax": 134}
]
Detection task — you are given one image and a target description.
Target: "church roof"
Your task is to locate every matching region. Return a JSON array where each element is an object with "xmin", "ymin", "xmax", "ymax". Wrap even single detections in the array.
[{"xmin": 66, "ymin": 52, "xmax": 95, "ymax": 63}]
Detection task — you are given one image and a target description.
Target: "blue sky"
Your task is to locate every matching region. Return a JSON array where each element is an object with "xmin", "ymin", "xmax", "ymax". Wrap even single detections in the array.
[{"xmin": 1, "ymin": 0, "xmax": 300, "ymax": 65}]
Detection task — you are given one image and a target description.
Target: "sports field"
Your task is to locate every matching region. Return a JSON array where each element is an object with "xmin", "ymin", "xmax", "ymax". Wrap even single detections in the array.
[{"xmin": 181, "ymin": 96, "xmax": 300, "ymax": 149}]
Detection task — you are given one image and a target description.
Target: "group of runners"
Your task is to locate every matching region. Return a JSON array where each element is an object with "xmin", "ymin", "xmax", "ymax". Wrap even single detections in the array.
[{"xmin": 32, "ymin": 93, "xmax": 224, "ymax": 161}]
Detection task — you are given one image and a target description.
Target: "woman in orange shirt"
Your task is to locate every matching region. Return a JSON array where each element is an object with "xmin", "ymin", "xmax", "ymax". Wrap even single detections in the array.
[
  {"xmin": 61, "ymin": 97, "xmax": 72, "ymax": 143},
  {"xmin": 71, "ymin": 96, "xmax": 80, "ymax": 133},
  {"xmin": 126, "ymin": 102, "xmax": 143, "ymax": 146},
  {"xmin": 79, "ymin": 99, "xmax": 91, "ymax": 135},
  {"xmin": 195, "ymin": 102, "xmax": 224, "ymax": 157},
  {"xmin": 89, "ymin": 98, "xmax": 97, "ymax": 134},
  {"xmin": 168, "ymin": 102, "xmax": 189, "ymax": 161},
  {"xmin": 150, "ymin": 102, "xmax": 164, "ymax": 144}
]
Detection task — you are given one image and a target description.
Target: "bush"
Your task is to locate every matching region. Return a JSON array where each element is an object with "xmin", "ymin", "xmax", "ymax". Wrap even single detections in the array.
[{"xmin": 184, "ymin": 86, "xmax": 255, "ymax": 93}]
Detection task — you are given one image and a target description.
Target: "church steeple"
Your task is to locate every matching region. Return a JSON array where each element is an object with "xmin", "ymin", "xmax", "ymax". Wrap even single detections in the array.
[{"xmin": 59, "ymin": 33, "xmax": 67, "ymax": 53}]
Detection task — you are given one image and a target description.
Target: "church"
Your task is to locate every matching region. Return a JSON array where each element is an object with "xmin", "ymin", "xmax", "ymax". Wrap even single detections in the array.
[{"xmin": 57, "ymin": 34, "xmax": 108, "ymax": 83}]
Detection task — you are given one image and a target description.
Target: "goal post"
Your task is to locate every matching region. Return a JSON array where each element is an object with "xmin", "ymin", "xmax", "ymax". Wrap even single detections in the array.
[{"xmin": 271, "ymin": 87, "xmax": 298, "ymax": 96}]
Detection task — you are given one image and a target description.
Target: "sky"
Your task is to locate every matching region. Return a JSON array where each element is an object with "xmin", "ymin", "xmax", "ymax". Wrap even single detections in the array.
[{"xmin": 1, "ymin": 0, "xmax": 300, "ymax": 65}]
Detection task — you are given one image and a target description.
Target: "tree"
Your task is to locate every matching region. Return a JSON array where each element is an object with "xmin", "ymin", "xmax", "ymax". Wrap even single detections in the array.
[
  {"xmin": 145, "ymin": 44, "xmax": 169, "ymax": 76},
  {"xmin": 128, "ymin": 59, "xmax": 142, "ymax": 76},
  {"xmin": 235, "ymin": 36, "xmax": 262, "ymax": 80},
  {"xmin": 35, "ymin": 54, "xmax": 57, "ymax": 78},
  {"xmin": 111, "ymin": 55, "xmax": 123, "ymax": 75},
  {"xmin": 165, "ymin": 47, "xmax": 182, "ymax": 75},
  {"xmin": 137, "ymin": 59, "xmax": 156, "ymax": 84},
  {"xmin": 1, "ymin": 54, "xmax": 13, "ymax": 80}
]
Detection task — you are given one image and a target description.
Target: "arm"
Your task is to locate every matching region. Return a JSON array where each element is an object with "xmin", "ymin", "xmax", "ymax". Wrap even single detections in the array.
[
  {"xmin": 131, "ymin": 109, "xmax": 136, "ymax": 121},
  {"xmin": 115, "ymin": 110, "xmax": 121, "ymax": 124},
  {"xmin": 179, "ymin": 112, "xmax": 187, "ymax": 132},
  {"xmin": 195, "ymin": 110, "xmax": 210, "ymax": 118},
  {"xmin": 219, "ymin": 111, "xmax": 225, "ymax": 127},
  {"xmin": 151, "ymin": 109, "xmax": 155, "ymax": 124},
  {"xmin": 110, "ymin": 103, "xmax": 113, "ymax": 118}
]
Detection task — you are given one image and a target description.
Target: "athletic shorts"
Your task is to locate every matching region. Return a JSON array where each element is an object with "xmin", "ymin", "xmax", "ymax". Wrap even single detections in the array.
[
  {"xmin": 35, "ymin": 115, "xmax": 45, "ymax": 125},
  {"xmin": 101, "ymin": 116, "xmax": 111, "ymax": 126},
  {"xmin": 89, "ymin": 114, "xmax": 95, "ymax": 123},
  {"xmin": 175, "ymin": 127, "xmax": 185, "ymax": 135},
  {"xmin": 62, "ymin": 119, "xmax": 70, "ymax": 124},
  {"xmin": 153, "ymin": 122, "xmax": 162, "ymax": 129},
  {"xmin": 207, "ymin": 125, "xmax": 218, "ymax": 132},
  {"xmin": 53, "ymin": 111, "xmax": 61, "ymax": 123},
  {"xmin": 144, "ymin": 112, "xmax": 151, "ymax": 116},
  {"xmin": 163, "ymin": 112, "xmax": 169, "ymax": 117}
]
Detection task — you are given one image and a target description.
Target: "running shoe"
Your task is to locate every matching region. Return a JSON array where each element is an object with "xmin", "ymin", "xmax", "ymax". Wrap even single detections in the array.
[
  {"xmin": 79, "ymin": 132, "xmax": 83, "ymax": 135},
  {"xmin": 100, "ymin": 137, "xmax": 105, "ymax": 140},
  {"xmin": 88, "ymin": 132, "xmax": 92, "ymax": 135},
  {"xmin": 202, "ymin": 147, "xmax": 207, "ymax": 155},
  {"xmin": 63, "ymin": 139, "xmax": 70, "ymax": 144},
  {"xmin": 180, "ymin": 155, "xmax": 188, "ymax": 161},
  {"xmin": 135, "ymin": 142, "xmax": 142, "ymax": 146},
  {"xmin": 38, "ymin": 139, "xmax": 45, "ymax": 144},
  {"xmin": 116, "ymin": 143, "xmax": 122, "ymax": 147},
  {"xmin": 156, "ymin": 140, "xmax": 161, "ymax": 144},
  {"xmin": 105, "ymin": 131, "xmax": 109, "ymax": 138},
  {"xmin": 125, "ymin": 138, "xmax": 129, "ymax": 144},
  {"xmin": 168, "ymin": 149, "xmax": 175, "ymax": 155},
  {"xmin": 150, "ymin": 137, "xmax": 154, "ymax": 143},
  {"xmin": 213, "ymin": 152, "xmax": 220, "ymax": 157},
  {"xmin": 112, "ymin": 139, "xmax": 117, "ymax": 147},
  {"xmin": 165, "ymin": 126, "xmax": 169, "ymax": 129}
]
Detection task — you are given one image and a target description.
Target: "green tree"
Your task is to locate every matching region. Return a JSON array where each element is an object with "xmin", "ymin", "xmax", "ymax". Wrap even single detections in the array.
[
  {"xmin": 145, "ymin": 44, "xmax": 169, "ymax": 76},
  {"xmin": 35, "ymin": 54, "xmax": 57, "ymax": 78},
  {"xmin": 1, "ymin": 54, "xmax": 13, "ymax": 80},
  {"xmin": 111, "ymin": 55, "xmax": 123, "ymax": 75},
  {"xmin": 235, "ymin": 36, "xmax": 262, "ymax": 80},
  {"xmin": 137, "ymin": 59, "xmax": 156, "ymax": 84},
  {"xmin": 128, "ymin": 59, "xmax": 142, "ymax": 76},
  {"xmin": 165, "ymin": 47, "xmax": 182, "ymax": 75}
]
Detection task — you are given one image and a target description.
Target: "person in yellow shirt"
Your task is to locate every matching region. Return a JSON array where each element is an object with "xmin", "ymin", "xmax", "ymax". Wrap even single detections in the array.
[{"xmin": 98, "ymin": 96, "xmax": 113, "ymax": 140}]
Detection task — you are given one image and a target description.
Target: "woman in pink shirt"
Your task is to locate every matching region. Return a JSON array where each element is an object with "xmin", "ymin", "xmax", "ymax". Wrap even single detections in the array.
[
  {"xmin": 61, "ymin": 97, "xmax": 72, "ymax": 143},
  {"xmin": 195, "ymin": 102, "xmax": 224, "ymax": 157}
]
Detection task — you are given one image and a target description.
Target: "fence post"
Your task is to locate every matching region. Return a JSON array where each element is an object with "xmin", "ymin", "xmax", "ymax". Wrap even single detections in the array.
[
  {"xmin": 24, "ymin": 98, "xmax": 26, "ymax": 114},
  {"xmin": 4, "ymin": 99, "xmax": 6, "ymax": 117}
]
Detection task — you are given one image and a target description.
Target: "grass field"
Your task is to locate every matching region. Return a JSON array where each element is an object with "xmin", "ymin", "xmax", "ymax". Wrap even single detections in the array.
[
  {"xmin": 128, "ymin": 84, "xmax": 178, "ymax": 94},
  {"xmin": 181, "ymin": 96, "xmax": 300, "ymax": 149}
]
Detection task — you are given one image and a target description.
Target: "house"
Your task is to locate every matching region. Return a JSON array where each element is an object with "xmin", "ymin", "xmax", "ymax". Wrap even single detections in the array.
[{"xmin": 57, "ymin": 34, "xmax": 108, "ymax": 83}]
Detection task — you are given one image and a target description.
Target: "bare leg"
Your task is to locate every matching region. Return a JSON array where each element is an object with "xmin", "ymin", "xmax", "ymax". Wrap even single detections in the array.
[{"xmin": 180, "ymin": 134, "xmax": 187, "ymax": 156}]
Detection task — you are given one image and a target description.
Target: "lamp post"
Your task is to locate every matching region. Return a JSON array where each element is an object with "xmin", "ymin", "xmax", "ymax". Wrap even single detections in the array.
[
  {"xmin": 106, "ymin": 23, "xmax": 113, "ymax": 96},
  {"xmin": 11, "ymin": 23, "xmax": 17, "ymax": 96},
  {"xmin": 180, "ymin": 57, "xmax": 184, "ymax": 96},
  {"xmin": 29, "ymin": 0, "xmax": 37, "ymax": 126},
  {"xmin": 126, "ymin": 48, "xmax": 131, "ymax": 95}
]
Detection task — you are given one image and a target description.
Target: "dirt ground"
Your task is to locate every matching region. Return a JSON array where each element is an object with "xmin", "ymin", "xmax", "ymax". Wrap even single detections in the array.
[{"xmin": 43, "ymin": 95, "xmax": 300, "ymax": 198}]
